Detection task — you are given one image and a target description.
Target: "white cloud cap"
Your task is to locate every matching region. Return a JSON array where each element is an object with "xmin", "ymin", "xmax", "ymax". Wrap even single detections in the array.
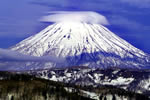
[{"xmin": 41, "ymin": 11, "xmax": 109, "ymax": 25}]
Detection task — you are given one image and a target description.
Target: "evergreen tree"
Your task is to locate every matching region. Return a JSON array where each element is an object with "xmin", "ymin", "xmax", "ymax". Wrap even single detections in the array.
[{"xmin": 112, "ymin": 95, "xmax": 116, "ymax": 100}]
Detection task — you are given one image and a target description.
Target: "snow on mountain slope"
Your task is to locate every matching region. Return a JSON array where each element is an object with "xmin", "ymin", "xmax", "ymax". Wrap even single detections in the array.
[
  {"xmin": 28, "ymin": 67, "xmax": 150, "ymax": 95},
  {"xmin": 12, "ymin": 22, "xmax": 145, "ymax": 57},
  {"xmin": 6, "ymin": 21, "xmax": 149, "ymax": 70}
]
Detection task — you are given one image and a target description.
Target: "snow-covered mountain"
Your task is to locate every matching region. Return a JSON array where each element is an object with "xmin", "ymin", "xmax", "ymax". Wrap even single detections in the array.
[
  {"xmin": 8, "ymin": 22, "xmax": 150, "ymax": 70},
  {"xmin": 1, "ymin": 20, "xmax": 150, "ymax": 98}
]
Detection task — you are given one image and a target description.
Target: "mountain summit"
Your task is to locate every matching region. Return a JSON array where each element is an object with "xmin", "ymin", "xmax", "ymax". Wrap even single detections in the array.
[{"xmin": 8, "ymin": 22, "xmax": 149, "ymax": 70}]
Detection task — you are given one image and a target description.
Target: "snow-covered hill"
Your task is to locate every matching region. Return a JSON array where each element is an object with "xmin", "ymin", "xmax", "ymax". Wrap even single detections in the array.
[
  {"xmin": 6, "ymin": 22, "xmax": 149, "ymax": 70},
  {"xmin": 28, "ymin": 67, "xmax": 150, "ymax": 95},
  {"xmin": 0, "ymin": 70, "xmax": 149, "ymax": 100}
]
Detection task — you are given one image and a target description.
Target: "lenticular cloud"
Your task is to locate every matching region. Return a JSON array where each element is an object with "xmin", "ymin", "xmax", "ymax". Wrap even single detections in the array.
[{"xmin": 41, "ymin": 11, "xmax": 109, "ymax": 25}]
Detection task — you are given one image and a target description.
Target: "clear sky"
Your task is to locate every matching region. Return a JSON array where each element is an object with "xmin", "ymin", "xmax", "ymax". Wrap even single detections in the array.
[{"xmin": 0, "ymin": 0, "xmax": 150, "ymax": 53}]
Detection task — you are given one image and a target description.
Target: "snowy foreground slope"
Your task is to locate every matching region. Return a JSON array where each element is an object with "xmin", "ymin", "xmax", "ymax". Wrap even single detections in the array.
[
  {"xmin": 28, "ymin": 67, "xmax": 150, "ymax": 96},
  {"xmin": 0, "ymin": 71, "xmax": 149, "ymax": 100},
  {"xmin": 3, "ymin": 22, "xmax": 149, "ymax": 70}
]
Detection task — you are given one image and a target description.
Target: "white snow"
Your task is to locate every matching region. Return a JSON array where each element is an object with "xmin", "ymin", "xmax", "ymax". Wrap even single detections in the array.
[
  {"xmin": 64, "ymin": 87, "xmax": 75, "ymax": 93},
  {"xmin": 102, "ymin": 77, "xmax": 134, "ymax": 85},
  {"xmin": 0, "ymin": 77, "xmax": 4, "ymax": 80},
  {"xmin": 112, "ymin": 70, "xmax": 119, "ymax": 74},
  {"xmin": 138, "ymin": 77, "xmax": 150, "ymax": 91},
  {"xmin": 65, "ymin": 73, "xmax": 72, "ymax": 77},
  {"xmin": 94, "ymin": 73, "xmax": 103, "ymax": 78},
  {"xmin": 50, "ymin": 75, "xmax": 57, "ymax": 81},
  {"xmin": 50, "ymin": 71, "xmax": 55, "ymax": 75},
  {"xmin": 80, "ymin": 90, "xmax": 99, "ymax": 100}
]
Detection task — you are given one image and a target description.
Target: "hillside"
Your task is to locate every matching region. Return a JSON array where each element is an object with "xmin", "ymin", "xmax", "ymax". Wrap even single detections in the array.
[{"xmin": 0, "ymin": 71, "xmax": 149, "ymax": 100}]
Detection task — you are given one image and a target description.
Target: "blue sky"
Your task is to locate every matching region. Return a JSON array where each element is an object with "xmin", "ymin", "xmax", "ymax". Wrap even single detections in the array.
[{"xmin": 0, "ymin": 0, "xmax": 150, "ymax": 53}]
